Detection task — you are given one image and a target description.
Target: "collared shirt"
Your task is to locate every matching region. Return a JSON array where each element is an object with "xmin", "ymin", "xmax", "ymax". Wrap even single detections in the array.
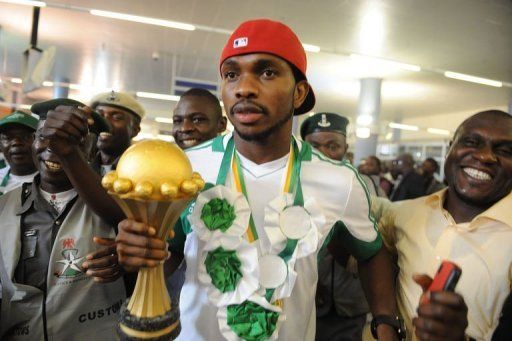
[
  {"xmin": 13, "ymin": 179, "xmax": 78, "ymax": 291},
  {"xmin": 379, "ymin": 189, "xmax": 512, "ymax": 340}
]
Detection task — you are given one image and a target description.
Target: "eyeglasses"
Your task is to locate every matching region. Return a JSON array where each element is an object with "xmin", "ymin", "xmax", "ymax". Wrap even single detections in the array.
[{"xmin": 392, "ymin": 160, "xmax": 403, "ymax": 166}]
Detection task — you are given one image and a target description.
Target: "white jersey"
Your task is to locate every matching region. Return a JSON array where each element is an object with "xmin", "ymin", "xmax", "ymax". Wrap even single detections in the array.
[{"xmin": 173, "ymin": 133, "xmax": 381, "ymax": 340}]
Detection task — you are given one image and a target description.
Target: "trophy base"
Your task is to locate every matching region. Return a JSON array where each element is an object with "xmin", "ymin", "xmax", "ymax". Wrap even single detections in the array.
[{"xmin": 117, "ymin": 299, "xmax": 181, "ymax": 340}]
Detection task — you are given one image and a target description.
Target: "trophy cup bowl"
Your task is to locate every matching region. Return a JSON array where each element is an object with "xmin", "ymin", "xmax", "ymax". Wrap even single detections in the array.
[{"xmin": 101, "ymin": 140, "xmax": 204, "ymax": 340}]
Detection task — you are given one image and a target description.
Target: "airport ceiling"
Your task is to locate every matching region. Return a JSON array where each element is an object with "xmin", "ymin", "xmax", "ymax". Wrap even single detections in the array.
[{"xmin": 0, "ymin": 0, "xmax": 511, "ymax": 123}]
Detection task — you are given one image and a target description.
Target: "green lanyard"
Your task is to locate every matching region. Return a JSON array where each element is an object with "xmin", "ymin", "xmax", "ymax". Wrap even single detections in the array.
[{"xmin": 0, "ymin": 169, "xmax": 10, "ymax": 195}]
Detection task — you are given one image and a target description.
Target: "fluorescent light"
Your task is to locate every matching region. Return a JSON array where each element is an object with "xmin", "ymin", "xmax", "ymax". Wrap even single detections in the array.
[
  {"xmin": 444, "ymin": 71, "xmax": 502, "ymax": 87},
  {"xmin": 359, "ymin": 4, "xmax": 384, "ymax": 55},
  {"xmin": 11, "ymin": 78, "xmax": 22, "ymax": 84},
  {"xmin": 388, "ymin": 122, "xmax": 419, "ymax": 131},
  {"xmin": 427, "ymin": 128, "xmax": 450, "ymax": 136},
  {"xmin": 350, "ymin": 54, "xmax": 421, "ymax": 72},
  {"xmin": 385, "ymin": 132, "xmax": 393, "ymax": 140},
  {"xmin": 90, "ymin": 10, "xmax": 195, "ymax": 31},
  {"xmin": 302, "ymin": 44, "xmax": 320, "ymax": 53},
  {"xmin": 155, "ymin": 117, "xmax": 173, "ymax": 124},
  {"xmin": 69, "ymin": 83, "xmax": 84, "ymax": 90},
  {"xmin": 136, "ymin": 92, "xmax": 180, "ymax": 101},
  {"xmin": 0, "ymin": 0, "xmax": 46, "ymax": 7},
  {"xmin": 356, "ymin": 114, "xmax": 373, "ymax": 126},
  {"xmin": 356, "ymin": 127, "xmax": 371, "ymax": 138},
  {"xmin": 308, "ymin": 111, "xmax": 315, "ymax": 117},
  {"xmin": 157, "ymin": 134, "xmax": 174, "ymax": 142},
  {"xmin": 42, "ymin": 81, "xmax": 54, "ymax": 86}
]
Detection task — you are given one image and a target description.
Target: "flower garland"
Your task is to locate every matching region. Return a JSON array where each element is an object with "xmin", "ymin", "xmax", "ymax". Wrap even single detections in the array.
[{"xmin": 190, "ymin": 137, "xmax": 326, "ymax": 340}]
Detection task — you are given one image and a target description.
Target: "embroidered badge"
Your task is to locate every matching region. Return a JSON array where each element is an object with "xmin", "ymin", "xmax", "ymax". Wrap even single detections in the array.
[
  {"xmin": 107, "ymin": 90, "xmax": 119, "ymax": 102},
  {"xmin": 233, "ymin": 37, "xmax": 248, "ymax": 48},
  {"xmin": 317, "ymin": 114, "xmax": 331, "ymax": 128},
  {"xmin": 55, "ymin": 238, "xmax": 84, "ymax": 278}
]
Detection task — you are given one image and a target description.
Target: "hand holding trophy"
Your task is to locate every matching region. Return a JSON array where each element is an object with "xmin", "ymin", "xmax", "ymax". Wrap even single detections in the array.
[{"xmin": 102, "ymin": 140, "xmax": 204, "ymax": 340}]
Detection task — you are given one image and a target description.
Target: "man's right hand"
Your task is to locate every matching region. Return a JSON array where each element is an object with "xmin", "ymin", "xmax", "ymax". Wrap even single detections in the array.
[
  {"xmin": 116, "ymin": 219, "xmax": 168, "ymax": 272},
  {"xmin": 42, "ymin": 105, "xmax": 93, "ymax": 156}
]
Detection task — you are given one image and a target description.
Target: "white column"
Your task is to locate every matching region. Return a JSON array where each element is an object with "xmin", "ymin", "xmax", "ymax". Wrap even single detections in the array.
[
  {"xmin": 353, "ymin": 78, "xmax": 381, "ymax": 166},
  {"xmin": 53, "ymin": 77, "xmax": 69, "ymax": 98}
]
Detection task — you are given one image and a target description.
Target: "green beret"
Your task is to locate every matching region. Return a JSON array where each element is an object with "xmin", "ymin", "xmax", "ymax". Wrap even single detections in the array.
[
  {"xmin": 300, "ymin": 112, "xmax": 349, "ymax": 140},
  {"xmin": 31, "ymin": 98, "xmax": 110, "ymax": 134},
  {"xmin": 0, "ymin": 111, "xmax": 38, "ymax": 132},
  {"xmin": 90, "ymin": 91, "xmax": 145, "ymax": 120}
]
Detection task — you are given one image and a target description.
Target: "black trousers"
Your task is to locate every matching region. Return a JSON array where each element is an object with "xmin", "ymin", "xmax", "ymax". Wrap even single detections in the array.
[{"xmin": 316, "ymin": 310, "xmax": 367, "ymax": 341}]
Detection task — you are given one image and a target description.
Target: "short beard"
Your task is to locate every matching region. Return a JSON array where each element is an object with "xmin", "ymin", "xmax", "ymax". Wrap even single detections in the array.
[
  {"xmin": 451, "ymin": 182, "xmax": 498, "ymax": 209},
  {"xmin": 233, "ymin": 103, "xmax": 294, "ymax": 144}
]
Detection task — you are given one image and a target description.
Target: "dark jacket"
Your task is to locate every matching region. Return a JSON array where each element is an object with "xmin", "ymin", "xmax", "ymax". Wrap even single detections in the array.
[
  {"xmin": 492, "ymin": 292, "xmax": 512, "ymax": 340},
  {"xmin": 390, "ymin": 171, "xmax": 425, "ymax": 201}
]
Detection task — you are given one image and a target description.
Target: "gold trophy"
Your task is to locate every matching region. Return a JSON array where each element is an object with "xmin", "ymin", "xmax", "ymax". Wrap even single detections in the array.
[{"xmin": 101, "ymin": 140, "xmax": 204, "ymax": 340}]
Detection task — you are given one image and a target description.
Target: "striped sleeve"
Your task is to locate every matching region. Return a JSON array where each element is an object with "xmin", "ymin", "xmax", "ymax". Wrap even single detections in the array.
[{"xmin": 336, "ymin": 169, "xmax": 382, "ymax": 261}]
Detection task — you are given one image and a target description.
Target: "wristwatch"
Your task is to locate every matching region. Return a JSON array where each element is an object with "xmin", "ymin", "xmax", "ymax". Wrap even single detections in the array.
[{"xmin": 371, "ymin": 315, "xmax": 406, "ymax": 340}]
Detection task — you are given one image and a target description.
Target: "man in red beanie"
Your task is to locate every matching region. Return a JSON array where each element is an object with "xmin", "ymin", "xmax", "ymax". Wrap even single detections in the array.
[{"xmin": 114, "ymin": 19, "xmax": 400, "ymax": 340}]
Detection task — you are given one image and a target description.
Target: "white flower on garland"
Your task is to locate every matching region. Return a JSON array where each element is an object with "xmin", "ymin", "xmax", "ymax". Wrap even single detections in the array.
[
  {"xmin": 198, "ymin": 237, "xmax": 259, "ymax": 307},
  {"xmin": 217, "ymin": 294, "xmax": 285, "ymax": 341},
  {"xmin": 258, "ymin": 253, "xmax": 297, "ymax": 303},
  {"xmin": 261, "ymin": 193, "xmax": 326, "ymax": 259},
  {"xmin": 189, "ymin": 185, "xmax": 251, "ymax": 243}
]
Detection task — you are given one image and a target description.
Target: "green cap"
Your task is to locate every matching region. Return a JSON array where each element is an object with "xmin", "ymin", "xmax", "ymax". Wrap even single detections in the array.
[
  {"xmin": 31, "ymin": 98, "xmax": 111, "ymax": 134},
  {"xmin": 0, "ymin": 111, "xmax": 39, "ymax": 132},
  {"xmin": 300, "ymin": 112, "xmax": 349, "ymax": 140}
]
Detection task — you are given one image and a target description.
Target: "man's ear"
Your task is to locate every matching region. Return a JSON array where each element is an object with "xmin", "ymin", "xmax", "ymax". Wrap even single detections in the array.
[
  {"xmin": 131, "ymin": 120, "xmax": 141, "ymax": 138},
  {"xmin": 446, "ymin": 140, "xmax": 454, "ymax": 158},
  {"xmin": 293, "ymin": 80, "xmax": 309, "ymax": 111},
  {"xmin": 217, "ymin": 116, "xmax": 227, "ymax": 134}
]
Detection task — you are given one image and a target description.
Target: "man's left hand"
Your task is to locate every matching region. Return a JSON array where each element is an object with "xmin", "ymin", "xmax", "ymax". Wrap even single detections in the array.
[
  {"xmin": 82, "ymin": 237, "xmax": 121, "ymax": 283},
  {"xmin": 413, "ymin": 274, "xmax": 468, "ymax": 341}
]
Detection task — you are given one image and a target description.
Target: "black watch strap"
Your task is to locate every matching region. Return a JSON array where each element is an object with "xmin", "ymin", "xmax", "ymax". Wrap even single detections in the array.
[{"xmin": 371, "ymin": 314, "xmax": 406, "ymax": 340}]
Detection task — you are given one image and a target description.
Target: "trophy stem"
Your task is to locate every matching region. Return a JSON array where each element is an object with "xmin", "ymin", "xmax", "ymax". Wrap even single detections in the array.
[
  {"xmin": 118, "ymin": 263, "xmax": 181, "ymax": 340},
  {"xmin": 128, "ymin": 265, "xmax": 171, "ymax": 317}
]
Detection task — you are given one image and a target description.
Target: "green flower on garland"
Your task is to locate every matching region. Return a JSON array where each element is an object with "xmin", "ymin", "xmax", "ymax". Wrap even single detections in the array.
[
  {"xmin": 205, "ymin": 247, "xmax": 243, "ymax": 293},
  {"xmin": 201, "ymin": 198, "xmax": 236, "ymax": 232},
  {"xmin": 227, "ymin": 301, "xmax": 280, "ymax": 341}
]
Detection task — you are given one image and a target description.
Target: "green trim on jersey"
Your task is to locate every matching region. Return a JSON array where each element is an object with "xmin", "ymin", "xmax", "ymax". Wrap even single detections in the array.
[
  {"xmin": 211, "ymin": 135, "xmax": 225, "ymax": 152},
  {"xmin": 311, "ymin": 155, "xmax": 381, "ymax": 261},
  {"xmin": 343, "ymin": 162, "xmax": 379, "ymax": 232},
  {"xmin": 185, "ymin": 139, "xmax": 215, "ymax": 151},
  {"xmin": 299, "ymin": 140, "xmax": 313, "ymax": 161},
  {"xmin": 311, "ymin": 150, "xmax": 344, "ymax": 166},
  {"xmin": 335, "ymin": 222, "xmax": 382, "ymax": 261}
]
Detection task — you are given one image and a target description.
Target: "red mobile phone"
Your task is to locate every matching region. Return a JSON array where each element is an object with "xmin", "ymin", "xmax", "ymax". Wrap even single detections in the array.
[{"xmin": 421, "ymin": 261, "xmax": 462, "ymax": 305}]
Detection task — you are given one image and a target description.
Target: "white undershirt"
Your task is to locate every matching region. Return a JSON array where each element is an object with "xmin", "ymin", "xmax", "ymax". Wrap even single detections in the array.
[
  {"xmin": 40, "ymin": 187, "xmax": 78, "ymax": 214},
  {"xmin": 0, "ymin": 166, "xmax": 38, "ymax": 194},
  {"xmin": 100, "ymin": 164, "xmax": 113, "ymax": 177},
  {"xmin": 229, "ymin": 152, "xmax": 289, "ymax": 232}
]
